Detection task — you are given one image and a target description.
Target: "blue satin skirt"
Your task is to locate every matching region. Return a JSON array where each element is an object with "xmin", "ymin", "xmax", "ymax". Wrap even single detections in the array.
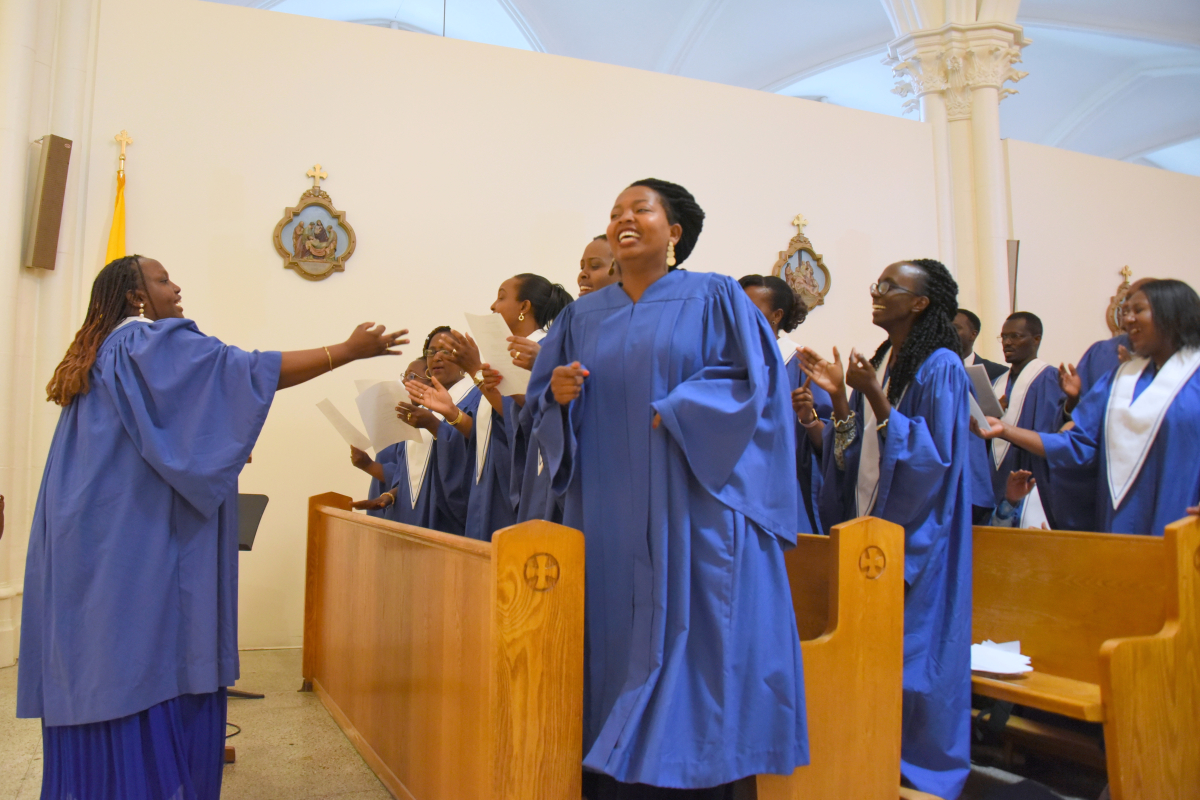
[{"xmin": 40, "ymin": 689, "xmax": 226, "ymax": 800}]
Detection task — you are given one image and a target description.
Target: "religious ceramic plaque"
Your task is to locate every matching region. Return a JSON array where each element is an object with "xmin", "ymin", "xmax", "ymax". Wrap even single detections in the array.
[
  {"xmin": 771, "ymin": 214, "xmax": 831, "ymax": 311},
  {"xmin": 1105, "ymin": 266, "xmax": 1134, "ymax": 335},
  {"xmin": 273, "ymin": 164, "xmax": 356, "ymax": 281}
]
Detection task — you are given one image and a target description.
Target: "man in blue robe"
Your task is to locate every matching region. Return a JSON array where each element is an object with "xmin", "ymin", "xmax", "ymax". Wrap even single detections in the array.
[{"xmin": 990, "ymin": 312, "xmax": 1063, "ymax": 527}]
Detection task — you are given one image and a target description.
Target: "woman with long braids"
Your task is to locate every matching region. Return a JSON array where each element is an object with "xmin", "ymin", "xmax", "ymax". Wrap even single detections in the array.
[
  {"xmin": 19, "ymin": 255, "xmax": 406, "ymax": 799},
  {"xmin": 798, "ymin": 258, "xmax": 973, "ymax": 798},
  {"xmin": 526, "ymin": 179, "xmax": 808, "ymax": 798}
]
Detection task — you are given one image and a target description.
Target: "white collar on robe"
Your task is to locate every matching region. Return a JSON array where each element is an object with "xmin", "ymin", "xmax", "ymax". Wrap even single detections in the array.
[
  {"xmin": 112, "ymin": 316, "xmax": 150, "ymax": 333},
  {"xmin": 991, "ymin": 358, "xmax": 1053, "ymax": 468},
  {"xmin": 406, "ymin": 376, "xmax": 474, "ymax": 507},
  {"xmin": 777, "ymin": 333, "xmax": 801, "ymax": 366},
  {"xmin": 476, "ymin": 327, "xmax": 546, "ymax": 482},
  {"xmin": 1105, "ymin": 348, "xmax": 1200, "ymax": 509},
  {"xmin": 856, "ymin": 356, "xmax": 891, "ymax": 517}
]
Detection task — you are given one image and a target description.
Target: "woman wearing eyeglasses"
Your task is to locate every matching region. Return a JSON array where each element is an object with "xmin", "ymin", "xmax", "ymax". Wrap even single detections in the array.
[{"xmin": 798, "ymin": 259, "xmax": 973, "ymax": 799}]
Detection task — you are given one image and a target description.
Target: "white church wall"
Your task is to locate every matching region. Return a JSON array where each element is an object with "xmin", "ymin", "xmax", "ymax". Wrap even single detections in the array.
[
  {"xmin": 70, "ymin": 0, "xmax": 940, "ymax": 647},
  {"xmin": 1004, "ymin": 139, "xmax": 1200, "ymax": 369}
]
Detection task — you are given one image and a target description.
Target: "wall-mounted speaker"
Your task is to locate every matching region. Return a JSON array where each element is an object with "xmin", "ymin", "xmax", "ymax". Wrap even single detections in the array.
[{"xmin": 23, "ymin": 134, "xmax": 73, "ymax": 270}]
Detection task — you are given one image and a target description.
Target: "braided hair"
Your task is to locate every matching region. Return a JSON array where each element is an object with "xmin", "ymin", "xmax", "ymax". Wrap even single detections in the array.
[
  {"xmin": 46, "ymin": 255, "xmax": 147, "ymax": 407},
  {"xmin": 738, "ymin": 274, "xmax": 808, "ymax": 332},
  {"xmin": 869, "ymin": 258, "xmax": 961, "ymax": 405},
  {"xmin": 628, "ymin": 178, "xmax": 705, "ymax": 267},
  {"xmin": 514, "ymin": 273, "xmax": 573, "ymax": 328}
]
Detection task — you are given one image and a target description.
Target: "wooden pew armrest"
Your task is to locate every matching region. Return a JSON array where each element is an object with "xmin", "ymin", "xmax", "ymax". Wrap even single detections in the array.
[{"xmin": 972, "ymin": 671, "xmax": 1104, "ymax": 722}]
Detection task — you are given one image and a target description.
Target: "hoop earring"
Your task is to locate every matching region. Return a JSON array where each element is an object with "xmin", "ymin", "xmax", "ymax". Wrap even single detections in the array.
[
  {"xmin": 138, "ymin": 302, "xmax": 145, "ymax": 318},
  {"xmin": 425, "ymin": 368, "xmax": 433, "ymax": 378},
  {"xmin": 518, "ymin": 312, "xmax": 525, "ymax": 322},
  {"xmin": 666, "ymin": 241, "xmax": 676, "ymax": 268}
]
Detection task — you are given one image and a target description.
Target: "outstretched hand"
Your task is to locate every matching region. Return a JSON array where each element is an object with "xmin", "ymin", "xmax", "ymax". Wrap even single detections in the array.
[
  {"xmin": 351, "ymin": 493, "xmax": 394, "ymax": 511},
  {"xmin": 970, "ymin": 415, "xmax": 1005, "ymax": 440},
  {"xmin": 551, "ymin": 362, "xmax": 588, "ymax": 405},
  {"xmin": 797, "ymin": 346, "xmax": 845, "ymax": 396},
  {"xmin": 345, "ymin": 323, "xmax": 408, "ymax": 361}
]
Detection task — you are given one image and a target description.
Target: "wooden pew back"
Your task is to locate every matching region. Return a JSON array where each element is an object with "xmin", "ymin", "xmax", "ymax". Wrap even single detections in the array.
[
  {"xmin": 757, "ymin": 517, "xmax": 905, "ymax": 800},
  {"xmin": 972, "ymin": 527, "xmax": 1166, "ymax": 684},
  {"xmin": 303, "ymin": 494, "xmax": 584, "ymax": 800}
]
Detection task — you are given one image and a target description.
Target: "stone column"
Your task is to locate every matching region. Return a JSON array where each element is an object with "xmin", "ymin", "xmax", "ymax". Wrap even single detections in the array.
[{"xmin": 886, "ymin": 22, "xmax": 1028, "ymax": 357}]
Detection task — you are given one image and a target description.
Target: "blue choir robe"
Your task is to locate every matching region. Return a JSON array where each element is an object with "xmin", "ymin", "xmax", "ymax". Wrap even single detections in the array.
[
  {"xmin": 18, "ymin": 318, "xmax": 281, "ymax": 727},
  {"xmin": 990, "ymin": 362, "xmax": 1063, "ymax": 527},
  {"xmin": 1041, "ymin": 349, "xmax": 1200, "ymax": 537},
  {"xmin": 511, "ymin": 396, "xmax": 563, "ymax": 524},
  {"xmin": 780, "ymin": 340, "xmax": 832, "ymax": 535},
  {"xmin": 1076, "ymin": 333, "xmax": 1129, "ymax": 396},
  {"xmin": 527, "ymin": 272, "xmax": 808, "ymax": 789},
  {"xmin": 464, "ymin": 396, "xmax": 517, "ymax": 541},
  {"xmin": 420, "ymin": 380, "xmax": 480, "ymax": 535},
  {"xmin": 365, "ymin": 443, "xmax": 403, "ymax": 520},
  {"xmin": 818, "ymin": 347, "xmax": 973, "ymax": 799}
]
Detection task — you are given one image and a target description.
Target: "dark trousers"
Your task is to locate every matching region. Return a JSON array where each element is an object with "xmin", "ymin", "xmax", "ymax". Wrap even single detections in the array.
[{"xmin": 583, "ymin": 772, "xmax": 738, "ymax": 800}]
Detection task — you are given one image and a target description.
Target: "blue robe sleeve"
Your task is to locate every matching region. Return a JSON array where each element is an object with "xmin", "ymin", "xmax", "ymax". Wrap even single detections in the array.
[
  {"xmin": 650, "ymin": 279, "xmax": 799, "ymax": 541},
  {"xmin": 527, "ymin": 307, "xmax": 583, "ymax": 496},
  {"xmin": 1041, "ymin": 369, "xmax": 1110, "ymax": 479},
  {"xmin": 100, "ymin": 319, "xmax": 281, "ymax": 518}
]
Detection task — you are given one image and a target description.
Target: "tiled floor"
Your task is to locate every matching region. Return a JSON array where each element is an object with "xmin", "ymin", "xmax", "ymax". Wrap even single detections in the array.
[
  {"xmin": 1, "ymin": 649, "xmax": 1106, "ymax": 799},
  {"xmin": 0, "ymin": 649, "xmax": 390, "ymax": 800}
]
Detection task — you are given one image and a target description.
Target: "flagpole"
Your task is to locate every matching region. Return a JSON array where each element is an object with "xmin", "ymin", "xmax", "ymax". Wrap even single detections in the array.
[{"xmin": 104, "ymin": 130, "xmax": 132, "ymax": 265}]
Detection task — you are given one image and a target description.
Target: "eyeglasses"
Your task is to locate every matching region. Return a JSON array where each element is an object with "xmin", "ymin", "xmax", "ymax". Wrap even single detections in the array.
[
  {"xmin": 424, "ymin": 348, "xmax": 452, "ymax": 360},
  {"xmin": 404, "ymin": 371, "xmax": 430, "ymax": 383},
  {"xmin": 996, "ymin": 333, "xmax": 1030, "ymax": 344},
  {"xmin": 869, "ymin": 280, "xmax": 917, "ymax": 297}
]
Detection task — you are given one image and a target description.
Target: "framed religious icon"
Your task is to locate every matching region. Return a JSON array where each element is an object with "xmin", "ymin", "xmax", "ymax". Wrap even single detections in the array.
[
  {"xmin": 1105, "ymin": 266, "xmax": 1134, "ymax": 335},
  {"xmin": 771, "ymin": 214, "xmax": 831, "ymax": 311},
  {"xmin": 273, "ymin": 164, "xmax": 356, "ymax": 281}
]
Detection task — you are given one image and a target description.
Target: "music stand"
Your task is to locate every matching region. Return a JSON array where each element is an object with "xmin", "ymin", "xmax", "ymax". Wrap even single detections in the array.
[{"xmin": 230, "ymin": 494, "xmax": 269, "ymax": 700}]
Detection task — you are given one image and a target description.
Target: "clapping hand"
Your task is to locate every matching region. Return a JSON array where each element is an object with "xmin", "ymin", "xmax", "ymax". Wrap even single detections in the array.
[
  {"xmin": 349, "ymin": 446, "xmax": 373, "ymax": 471},
  {"xmin": 797, "ymin": 347, "xmax": 845, "ymax": 395},
  {"xmin": 1058, "ymin": 362, "xmax": 1082, "ymax": 401},
  {"xmin": 444, "ymin": 330, "xmax": 483, "ymax": 376},
  {"xmin": 404, "ymin": 376, "xmax": 456, "ymax": 419},
  {"xmin": 1117, "ymin": 344, "xmax": 1132, "ymax": 364},
  {"xmin": 508, "ymin": 336, "xmax": 542, "ymax": 370},
  {"xmin": 844, "ymin": 349, "xmax": 881, "ymax": 395},
  {"xmin": 1005, "ymin": 469, "xmax": 1036, "ymax": 504},
  {"xmin": 792, "ymin": 375, "xmax": 816, "ymax": 422},
  {"xmin": 551, "ymin": 362, "xmax": 588, "ymax": 405},
  {"xmin": 395, "ymin": 400, "xmax": 438, "ymax": 432}
]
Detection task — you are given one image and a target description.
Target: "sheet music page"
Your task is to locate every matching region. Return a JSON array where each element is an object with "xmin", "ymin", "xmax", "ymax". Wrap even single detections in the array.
[
  {"xmin": 464, "ymin": 312, "xmax": 530, "ymax": 396},
  {"xmin": 968, "ymin": 393, "xmax": 993, "ymax": 431},
  {"xmin": 967, "ymin": 364, "xmax": 1005, "ymax": 417},
  {"xmin": 355, "ymin": 381, "xmax": 421, "ymax": 451},
  {"xmin": 316, "ymin": 399, "xmax": 372, "ymax": 451}
]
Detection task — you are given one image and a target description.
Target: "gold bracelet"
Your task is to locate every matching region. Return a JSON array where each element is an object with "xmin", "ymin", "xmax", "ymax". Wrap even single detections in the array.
[
  {"xmin": 448, "ymin": 407, "xmax": 464, "ymax": 426},
  {"xmin": 323, "ymin": 346, "xmax": 334, "ymax": 373}
]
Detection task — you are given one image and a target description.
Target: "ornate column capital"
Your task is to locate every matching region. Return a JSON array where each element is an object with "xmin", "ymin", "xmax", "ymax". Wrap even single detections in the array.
[{"xmin": 885, "ymin": 22, "xmax": 1030, "ymax": 121}]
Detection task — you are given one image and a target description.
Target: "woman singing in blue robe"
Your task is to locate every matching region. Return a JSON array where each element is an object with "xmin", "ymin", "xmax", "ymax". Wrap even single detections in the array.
[
  {"xmin": 347, "ymin": 356, "xmax": 428, "ymax": 520},
  {"xmin": 977, "ymin": 279, "xmax": 1200, "ymax": 536},
  {"xmin": 798, "ymin": 258, "xmax": 973, "ymax": 799},
  {"xmin": 740, "ymin": 274, "xmax": 832, "ymax": 536},
  {"xmin": 390, "ymin": 327, "xmax": 480, "ymax": 535},
  {"xmin": 436, "ymin": 274, "xmax": 572, "ymax": 540},
  {"xmin": 527, "ymin": 179, "xmax": 808, "ymax": 798},
  {"xmin": 18, "ymin": 255, "xmax": 407, "ymax": 799}
]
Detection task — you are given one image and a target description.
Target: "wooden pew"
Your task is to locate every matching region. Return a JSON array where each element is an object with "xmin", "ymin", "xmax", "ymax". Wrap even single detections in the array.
[
  {"xmin": 757, "ymin": 516, "xmax": 907, "ymax": 800},
  {"xmin": 972, "ymin": 516, "xmax": 1200, "ymax": 799},
  {"xmin": 302, "ymin": 493, "xmax": 585, "ymax": 800}
]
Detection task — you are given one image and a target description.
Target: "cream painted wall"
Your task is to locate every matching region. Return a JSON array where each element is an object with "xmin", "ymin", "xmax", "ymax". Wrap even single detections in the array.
[
  {"xmin": 1004, "ymin": 139, "xmax": 1200, "ymax": 368},
  {"xmin": 26, "ymin": 0, "xmax": 944, "ymax": 648}
]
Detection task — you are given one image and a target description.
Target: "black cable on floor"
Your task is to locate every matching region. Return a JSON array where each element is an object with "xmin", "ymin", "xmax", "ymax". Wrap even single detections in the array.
[{"xmin": 226, "ymin": 722, "xmax": 241, "ymax": 740}]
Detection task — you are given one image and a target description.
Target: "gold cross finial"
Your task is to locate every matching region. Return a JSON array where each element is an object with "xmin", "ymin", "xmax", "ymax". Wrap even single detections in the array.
[
  {"xmin": 114, "ymin": 130, "xmax": 133, "ymax": 174},
  {"xmin": 792, "ymin": 214, "xmax": 808, "ymax": 234},
  {"xmin": 1119, "ymin": 265, "xmax": 1133, "ymax": 284},
  {"xmin": 307, "ymin": 164, "xmax": 328, "ymax": 190}
]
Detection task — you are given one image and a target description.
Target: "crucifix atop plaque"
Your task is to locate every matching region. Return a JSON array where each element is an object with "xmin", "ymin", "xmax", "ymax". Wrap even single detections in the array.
[
  {"xmin": 272, "ymin": 165, "xmax": 356, "ymax": 281},
  {"xmin": 772, "ymin": 212, "xmax": 831, "ymax": 312}
]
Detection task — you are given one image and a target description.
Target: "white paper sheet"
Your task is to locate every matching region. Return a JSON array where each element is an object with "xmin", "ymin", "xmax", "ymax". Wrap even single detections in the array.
[
  {"xmin": 355, "ymin": 381, "xmax": 421, "ymax": 452},
  {"xmin": 968, "ymin": 393, "xmax": 993, "ymax": 432},
  {"xmin": 971, "ymin": 639, "xmax": 1032, "ymax": 676},
  {"xmin": 354, "ymin": 379, "xmax": 375, "ymax": 395},
  {"xmin": 967, "ymin": 364, "xmax": 1005, "ymax": 417},
  {"xmin": 464, "ymin": 312, "xmax": 529, "ymax": 396},
  {"xmin": 316, "ymin": 399, "xmax": 372, "ymax": 452}
]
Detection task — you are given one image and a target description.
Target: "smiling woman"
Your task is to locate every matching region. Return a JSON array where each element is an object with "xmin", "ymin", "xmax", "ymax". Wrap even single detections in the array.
[{"xmin": 20, "ymin": 254, "xmax": 407, "ymax": 800}]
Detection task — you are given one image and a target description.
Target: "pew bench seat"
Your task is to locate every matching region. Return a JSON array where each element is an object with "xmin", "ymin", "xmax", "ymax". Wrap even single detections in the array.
[{"xmin": 972, "ymin": 671, "xmax": 1103, "ymax": 722}]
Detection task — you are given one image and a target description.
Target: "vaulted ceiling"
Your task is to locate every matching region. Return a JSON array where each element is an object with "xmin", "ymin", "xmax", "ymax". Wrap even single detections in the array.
[{"xmin": 204, "ymin": 0, "xmax": 1200, "ymax": 176}]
